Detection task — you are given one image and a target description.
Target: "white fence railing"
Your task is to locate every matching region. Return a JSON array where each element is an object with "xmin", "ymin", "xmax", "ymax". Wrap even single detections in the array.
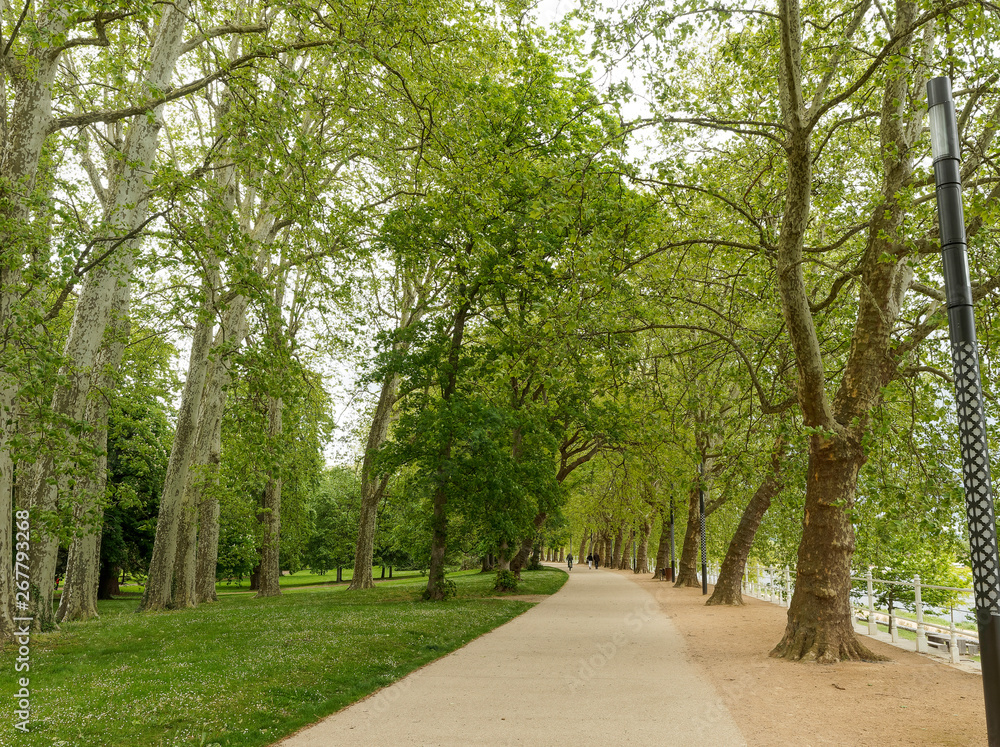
[{"xmin": 700, "ymin": 561, "xmax": 980, "ymax": 665}]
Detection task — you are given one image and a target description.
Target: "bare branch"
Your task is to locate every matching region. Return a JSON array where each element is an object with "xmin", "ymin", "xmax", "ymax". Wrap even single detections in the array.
[{"xmin": 180, "ymin": 24, "xmax": 269, "ymax": 55}]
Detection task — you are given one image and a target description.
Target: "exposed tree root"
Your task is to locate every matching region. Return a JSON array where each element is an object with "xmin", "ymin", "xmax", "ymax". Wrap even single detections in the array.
[
  {"xmin": 770, "ymin": 624, "xmax": 889, "ymax": 663},
  {"xmin": 674, "ymin": 569, "xmax": 702, "ymax": 588},
  {"xmin": 705, "ymin": 586, "xmax": 744, "ymax": 606}
]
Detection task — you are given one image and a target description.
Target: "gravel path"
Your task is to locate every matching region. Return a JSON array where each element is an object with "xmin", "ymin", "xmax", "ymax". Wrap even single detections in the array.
[{"xmin": 276, "ymin": 566, "xmax": 745, "ymax": 746}]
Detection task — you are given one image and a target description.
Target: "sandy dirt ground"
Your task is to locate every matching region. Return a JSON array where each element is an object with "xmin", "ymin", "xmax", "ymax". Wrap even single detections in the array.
[{"xmin": 627, "ymin": 570, "xmax": 987, "ymax": 746}]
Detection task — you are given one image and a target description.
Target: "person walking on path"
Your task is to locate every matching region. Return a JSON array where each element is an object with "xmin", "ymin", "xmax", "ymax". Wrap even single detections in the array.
[
  {"xmin": 586, "ymin": 553, "xmax": 593, "ymax": 569},
  {"xmin": 567, "ymin": 554, "xmax": 573, "ymax": 571},
  {"xmin": 593, "ymin": 553, "xmax": 601, "ymax": 569}
]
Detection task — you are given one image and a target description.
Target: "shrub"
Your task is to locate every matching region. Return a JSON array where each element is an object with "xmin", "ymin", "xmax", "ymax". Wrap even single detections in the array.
[
  {"xmin": 422, "ymin": 578, "xmax": 458, "ymax": 600},
  {"xmin": 494, "ymin": 570, "xmax": 519, "ymax": 592}
]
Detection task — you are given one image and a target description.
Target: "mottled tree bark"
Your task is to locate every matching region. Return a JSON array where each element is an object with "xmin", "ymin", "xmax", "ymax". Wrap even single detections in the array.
[
  {"xmin": 0, "ymin": 2, "xmax": 69, "ymax": 642},
  {"xmin": 28, "ymin": 0, "xmax": 191, "ymax": 631},
  {"xmin": 771, "ymin": 435, "xmax": 881, "ymax": 661},
  {"xmin": 769, "ymin": 0, "xmax": 923, "ymax": 662},
  {"xmin": 141, "ymin": 296, "xmax": 215, "ymax": 612},
  {"xmin": 193, "ymin": 424, "xmax": 223, "ymax": 604},
  {"xmin": 57, "ymin": 288, "xmax": 130, "ymax": 623}
]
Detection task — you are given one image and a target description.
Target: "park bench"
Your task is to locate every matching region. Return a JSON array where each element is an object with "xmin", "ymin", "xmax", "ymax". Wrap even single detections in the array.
[
  {"xmin": 959, "ymin": 638, "xmax": 980, "ymax": 656},
  {"xmin": 926, "ymin": 632, "xmax": 949, "ymax": 651},
  {"xmin": 924, "ymin": 631, "xmax": 980, "ymax": 657}
]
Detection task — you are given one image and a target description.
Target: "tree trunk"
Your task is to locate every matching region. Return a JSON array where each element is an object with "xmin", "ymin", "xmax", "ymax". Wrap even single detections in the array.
[
  {"xmin": 0, "ymin": 424, "xmax": 13, "ymax": 639},
  {"xmin": 350, "ymin": 274, "xmax": 424, "ymax": 592},
  {"xmin": 425, "ymin": 295, "xmax": 474, "ymax": 601},
  {"xmin": 674, "ymin": 487, "xmax": 702, "ymax": 588},
  {"xmin": 141, "ymin": 295, "xmax": 215, "ymax": 611},
  {"xmin": 349, "ymin": 372, "xmax": 399, "ymax": 590},
  {"xmin": 56, "ymin": 295, "xmax": 129, "ymax": 623},
  {"xmin": 189, "ymin": 359, "xmax": 230, "ymax": 608},
  {"xmin": 192, "ymin": 293, "xmax": 253, "ymax": 604},
  {"xmin": 56, "ymin": 505, "xmax": 102, "ymax": 622},
  {"xmin": 636, "ymin": 522, "xmax": 651, "ymax": 574},
  {"xmin": 611, "ymin": 528, "xmax": 623, "ymax": 569},
  {"xmin": 195, "ymin": 486, "xmax": 221, "ymax": 604},
  {"xmin": 768, "ymin": 0, "xmax": 921, "ymax": 662},
  {"xmin": 654, "ymin": 512, "xmax": 670, "ymax": 578},
  {"xmin": 497, "ymin": 541, "xmax": 511, "ymax": 572},
  {"xmin": 578, "ymin": 531, "xmax": 588, "ymax": 567},
  {"xmin": 708, "ymin": 436, "xmax": 786, "ymax": 606},
  {"xmin": 621, "ymin": 531, "xmax": 634, "ymax": 570},
  {"xmin": 511, "ymin": 511, "xmax": 547, "ymax": 575},
  {"xmin": 771, "ymin": 434, "xmax": 883, "ymax": 661},
  {"xmin": 97, "ymin": 565, "xmax": 120, "ymax": 600},
  {"xmin": 0, "ymin": 2, "xmax": 76, "ymax": 642},
  {"xmin": 26, "ymin": 0, "xmax": 190, "ymax": 631},
  {"xmin": 257, "ymin": 396, "xmax": 283, "ymax": 598}
]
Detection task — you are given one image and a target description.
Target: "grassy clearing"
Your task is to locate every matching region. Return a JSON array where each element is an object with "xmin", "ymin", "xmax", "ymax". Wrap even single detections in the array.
[{"xmin": 2, "ymin": 568, "xmax": 566, "ymax": 747}]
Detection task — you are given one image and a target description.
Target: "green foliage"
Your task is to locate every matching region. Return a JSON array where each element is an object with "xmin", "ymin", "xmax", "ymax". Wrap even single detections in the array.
[
  {"xmin": 493, "ymin": 569, "xmax": 519, "ymax": 592},
  {"xmin": 217, "ymin": 347, "xmax": 331, "ymax": 579},
  {"xmin": 303, "ymin": 468, "xmax": 361, "ymax": 574},
  {"xmin": 101, "ymin": 394, "xmax": 172, "ymax": 583}
]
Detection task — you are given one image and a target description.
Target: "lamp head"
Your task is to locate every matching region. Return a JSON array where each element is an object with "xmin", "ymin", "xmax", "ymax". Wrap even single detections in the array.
[{"xmin": 928, "ymin": 76, "xmax": 960, "ymax": 162}]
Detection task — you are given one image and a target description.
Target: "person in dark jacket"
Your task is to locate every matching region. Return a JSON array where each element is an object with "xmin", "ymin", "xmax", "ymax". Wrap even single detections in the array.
[
  {"xmin": 586, "ymin": 553, "xmax": 593, "ymax": 569},
  {"xmin": 593, "ymin": 553, "xmax": 601, "ymax": 569}
]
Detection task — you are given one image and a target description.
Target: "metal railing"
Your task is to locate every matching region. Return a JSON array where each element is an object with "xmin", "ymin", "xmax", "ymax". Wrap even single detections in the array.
[{"xmin": 701, "ymin": 561, "xmax": 980, "ymax": 665}]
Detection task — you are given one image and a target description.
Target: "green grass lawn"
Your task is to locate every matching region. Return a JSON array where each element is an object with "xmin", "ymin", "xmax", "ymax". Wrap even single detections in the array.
[
  {"xmin": 2, "ymin": 568, "xmax": 567, "ymax": 747},
  {"xmin": 107, "ymin": 568, "xmax": 427, "ymax": 596}
]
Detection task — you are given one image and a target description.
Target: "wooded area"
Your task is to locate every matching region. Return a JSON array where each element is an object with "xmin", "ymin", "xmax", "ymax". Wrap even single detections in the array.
[{"xmin": 2, "ymin": 0, "xmax": 999, "ymax": 667}]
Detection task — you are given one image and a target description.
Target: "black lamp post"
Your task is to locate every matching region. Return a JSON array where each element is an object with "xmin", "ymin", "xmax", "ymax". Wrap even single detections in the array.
[
  {"xmin": 699, "ymin": 461, "xmax": 707, "ymax": 595},
  {"xmin": 928, "ymin": 75, "xmax": 1000, "ymax": 746}
]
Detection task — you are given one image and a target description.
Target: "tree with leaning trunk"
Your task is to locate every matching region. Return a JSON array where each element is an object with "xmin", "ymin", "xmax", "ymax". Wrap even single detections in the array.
[
  {"xmin": 624, "ymin": 0, "xmax": 1000, "ymax": 660},
  {"xmin": 348, "ymin": 221, "xmax": 440, "ymax": 590},
  {"xmin": 707, "ymin": 434, "xmax": 789, "ymax": 606}
]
